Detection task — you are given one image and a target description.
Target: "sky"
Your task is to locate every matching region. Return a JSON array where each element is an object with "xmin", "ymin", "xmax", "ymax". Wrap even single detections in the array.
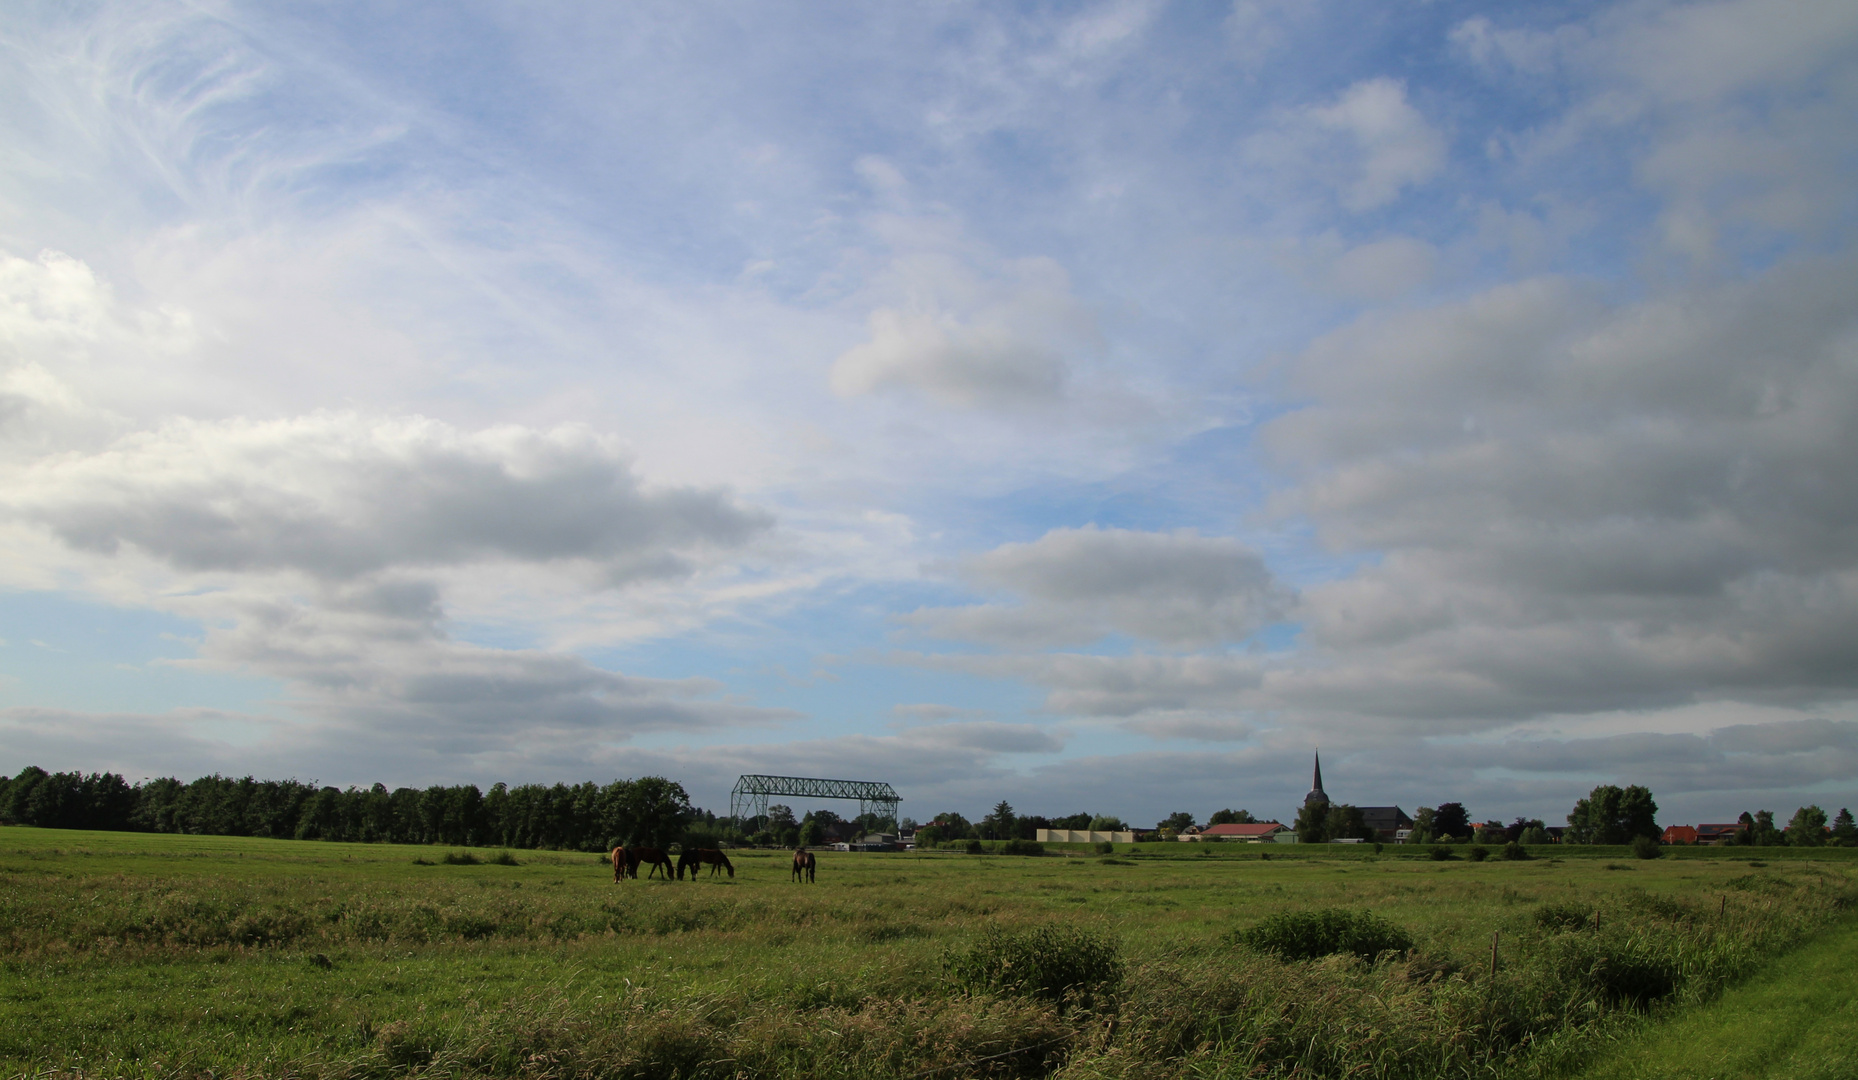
[{"xmin": 2, "ymin": 0, "xmax": 1856, "ymax": 830}]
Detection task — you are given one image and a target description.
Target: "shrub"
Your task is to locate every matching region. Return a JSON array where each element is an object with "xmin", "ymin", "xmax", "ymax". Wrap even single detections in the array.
[
  {"xmin": 1501, "ymin": 841, "xmax": 1530, "ymax": 861},
  {"xmin": 1429, "ymin": 845, "xmax": 1453, "ymax": 861},
  {"xmin": 1467, "ymin": 845, "xmax": 1489, "ymax": 862},
  {"xmin": 1094, "ymin": 841, "xmax": 1114, "ymax": 854},
  {"xmin": 488, "ymin": 850, "xmax": 520, "ymax": 866},
  {"xmin": 1230, "ymin": 907, "xmax": 1414, "ymax": 964},
  {"xmin": 964, "ymin": 839, "xmax": 984, "ymax": 854},
  {"xmin": 1372, "ymin": 842, "xmax": 1383, "ymax": 854},
  {"xmin": 1000, "ymin": 839, "xmax": 1044, "ymax": 856},
  {"xmin": 945, "ymin": 925, "xmax": 1123, "ymax": 1011},
  {"xmin": 440, "ymin": 851, "xmax": 480, "ymax": 865},
  {"xmin": 1548, "ymin": 932, "xmax": 1679, "ymax": 1008},
  {"xmin": 1631, "ymin": 835, "xmax": 1664, "ymax": 860},
  {"xmin": 1535, "ymin": 902, "xmax": 1595, "ymax": 932}
]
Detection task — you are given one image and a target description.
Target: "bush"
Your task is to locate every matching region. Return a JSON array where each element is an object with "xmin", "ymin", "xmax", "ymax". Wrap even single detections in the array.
[
  {"xmin": 1467, "ymin": 845, "xmax": 1489, "ymax": 862},
  {"xmin": 488, "ymin": 850, "xmax": 520, "ymax": 866},
  {"xmin": 1535, "ymin": 901, "xmax": 1595, "ymax": 932},
  {"xmin": 1094, "ymin": 841, "xmax": 1114, "ymax": 854},
  {"xmin": 945, "ymin": 925, "xmax": 1123, "ymax": 1011},
  {"xmin": 1632, "ymin": 835, "xmax": 1664, "ymax": 860},
  {"xmin": 1501, "ymin": 841, "xmax": 1530, "ymax": 861},
  {"xmin": 1548, "ymin": 932, "xmax": 1679, "ymax": 1008},
  {"xmin": 440, "ymin": 851, "xmax": 480, "ymax": 865},
  {"xmin": 1230, "ymin": 907, "xmax": 1414, "ymax": 964},
  {"xmin": 964, "ymin": 839, "xmax": 984, "ymax": 854},
  {"xmin": 1429, "ymin": 845, "xmax": 1454, "ymax": 861},
  {"xmin": 1000, "ymin": 839, "xmax": 1044, "ymax": 856},
  {"xmin": 1372, "ymin": 842, "xmax": 1383, "ymax": 854}
]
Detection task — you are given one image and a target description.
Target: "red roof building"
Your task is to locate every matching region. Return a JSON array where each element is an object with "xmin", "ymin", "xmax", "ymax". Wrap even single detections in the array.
[
  {"xmin": 1695, "ymin": 823, "xmax": 1742, "ymax": 844},
  {"xmin": 1662, "ymin": 825, "xmax": 1699, "ymax": 845}
]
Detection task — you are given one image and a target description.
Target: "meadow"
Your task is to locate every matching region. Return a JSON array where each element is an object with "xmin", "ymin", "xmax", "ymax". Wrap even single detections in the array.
[{"xmin": 3, "ymin": 829, "xmax": 1856, "ymax": 1080}]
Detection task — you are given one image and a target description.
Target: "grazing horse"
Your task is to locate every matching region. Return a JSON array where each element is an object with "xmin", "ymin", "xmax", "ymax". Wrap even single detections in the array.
[
  {"xmin": 792, "ymin": 848, "xmax": 816, "ymax": 883},
  {"xmin": 627, "ymin": 846, "xmax": 675, "ymax": 880},
  {"xmin": 677, "ymin": 848, "xmax": 735, "ymax": 879},
  {"xmin": 611, "ymin": 846, "xmax": 627, "ymax": 883}
]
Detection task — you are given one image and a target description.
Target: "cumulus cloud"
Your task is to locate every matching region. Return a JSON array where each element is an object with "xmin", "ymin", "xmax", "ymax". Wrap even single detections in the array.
[
  {"xmin": 831, "ymin": 250, "xmax": 1091, "ymax": 409},
  {"xmin": 902, "ymin": 526, "xmax": 1290, "ymax": 648},
  {"xmin": 1250, "ymin": 78, "xmax": 1447, "ymax": 212},
  {"xmin": 1258, "ymin": 252, "xmax": 1858, "ymax": 728},
  {"xmin": 4, "ymin": 412, "xmax": 770, "ymax": 583},
  {"xmin": 910, "ymin": 651, "xmax": 1265, "ymax": 719}
]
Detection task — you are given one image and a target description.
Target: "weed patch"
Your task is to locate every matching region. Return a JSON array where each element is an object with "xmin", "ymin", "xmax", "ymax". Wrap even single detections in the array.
[
  {"xmin": 1229, "ymin": 906, "xmax": 1414, "ymax": 963},
  {"xmin": 945, "ymin": 924, "xmax": 1123, "ymax": 1011}
]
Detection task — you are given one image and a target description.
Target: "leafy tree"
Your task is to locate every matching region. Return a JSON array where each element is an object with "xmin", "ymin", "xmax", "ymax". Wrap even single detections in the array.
[
  {"xmin": 1505, "ymin": 817, "xmax": 1545, "ymax": 843},
  {"xmin": 913, "ymin": 824, "xmax": 944, "ymax": 847},
  {"xmin": 1433, "ymin": 803, "xmax": 1471, "ymax": 840},
  {"xmin": 1157, "ymin": 811, "xmax": 1197, "ymax": 834},
  {"xmin": 797, "ymin": 819, "xmax": 824, "ymax": 847},
  {"xmin": 1294, "ymin": 800, "xmax": 1330, "ymax": 843},
  {"xmin": 1565, "ymin": 785, "xmax": 1658, "ymax": 844},
  {"xmin": 1750, "ymin": 809, "xmax": 1783, "ymax": 846},
  {"xmin": 1785, "ymin": 805, "xmax": 1828, "ymax": 846},
  {"xmin": 1207, "ymin": 808, "xmax": 1257, "ymax": 826},
  {"xmin": 1324, "ymin": 804, "xmax": 1374, "ymax": 841},
  {"xmin": 1830, "ymin": 808, "xmax": 1857, "ymax": 847},
  {"xmin": 1473, "ymin": 821, "xmax": 1507, "ymax": 844},
  {"xmin": 1088, "ymin": 814, "xmax": 1126, "ymax": 832},
  {"xmin": 1519, "ymin": 824, "xmax": 1551, "ymax": 845},
  {"xmin": 1408, "ymin": 806, "xmax": 1437, "ymax": 844}
]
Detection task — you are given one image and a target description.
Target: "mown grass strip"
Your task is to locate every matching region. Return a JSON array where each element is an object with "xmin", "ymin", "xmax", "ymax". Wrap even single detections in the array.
[{"xmin": 1568, "ymin": 915, "xmax": 1858, "ymax": 1080}]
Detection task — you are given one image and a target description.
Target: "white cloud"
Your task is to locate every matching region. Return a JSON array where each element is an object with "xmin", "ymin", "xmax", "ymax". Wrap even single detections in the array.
[
  {"xmin": 5, "ymin": 411, "xmax": 770, "ymax": 583},
  {"xmin": 902, "ymin": 526, "xmax": 1290, "ymax": 649},
  {"xmin": 1252, "ymin": 78, "xmax": 1447, "ymax": 212},
  {"xmin": 831, "ymin": 250, "xmax": 1090, "ymax": 409}
]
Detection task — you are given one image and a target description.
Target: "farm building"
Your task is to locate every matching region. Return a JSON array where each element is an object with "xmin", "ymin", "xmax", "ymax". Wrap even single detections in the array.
[
  {"xmin": 1696, "ymin": 823, "xmax": 1741, "ymax": 844},
  {"xmin": 1036, "ymin": 829, "xmax": 1139, "ymax": 843},
  {"xmin": 1663, "ymin": 825, "xmax": 1699, "ymax": 845},
  {"xmin": 1186, "ymin": 822, "xmax": 1289, "ymax": 842}
]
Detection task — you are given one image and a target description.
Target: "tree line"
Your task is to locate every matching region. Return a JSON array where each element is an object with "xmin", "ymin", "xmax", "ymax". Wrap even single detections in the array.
[{"xmin": 0, "ymin": 766, "xmax": 701, "ymax": 850}]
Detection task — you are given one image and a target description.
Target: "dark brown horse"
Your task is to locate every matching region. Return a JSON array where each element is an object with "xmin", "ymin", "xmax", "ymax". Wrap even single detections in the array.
[
  {"xmin": 627, "ymin": 846, "xmax": 675, "ymax": 880},
  {"xmin": 677, "ymin": 848, "xmax": 734, "ymax": 879},
  {"xmin": 791, "ymin": 848, "xmax": 816, "ymax": 883}
]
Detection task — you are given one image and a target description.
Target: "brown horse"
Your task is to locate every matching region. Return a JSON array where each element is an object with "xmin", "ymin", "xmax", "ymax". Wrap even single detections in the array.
[
  {"xmin": 792, "ymin": 848, "xmax": 816, "ymax": 883},
  {"xmin": 611, "ymin": 846, "xmax": 627, "ymax": 883},
  {"xmin": 627, "ymin": 846, "xmax": 675, "ymax": 880},
  {"xmin": 677, "ymin": 848, "xmax": 734, "ymax": 879}
]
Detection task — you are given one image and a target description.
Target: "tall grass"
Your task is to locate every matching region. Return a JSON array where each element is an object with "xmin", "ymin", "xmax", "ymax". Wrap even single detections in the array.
[{"xmin": 4, "ymin": 831, "xmax": 1856, "ymax": 1079}]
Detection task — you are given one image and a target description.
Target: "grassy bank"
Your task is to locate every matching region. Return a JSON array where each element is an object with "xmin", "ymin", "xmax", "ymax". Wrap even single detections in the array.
[{"xmin": 3, "ymin": 827, "xmax": 1855, "ymax": 1078}]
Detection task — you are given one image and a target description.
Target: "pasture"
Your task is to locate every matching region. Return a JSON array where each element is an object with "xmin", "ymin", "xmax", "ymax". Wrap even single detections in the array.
[{"xmin": 2, "ymin": 828, "xmax": 1855, "ymax": 1079}]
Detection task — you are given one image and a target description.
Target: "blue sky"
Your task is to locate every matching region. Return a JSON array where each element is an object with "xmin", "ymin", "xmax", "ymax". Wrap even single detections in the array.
[{"xmin": 3, "ymin": 0, "xmax": 1857, "ymax": 829}]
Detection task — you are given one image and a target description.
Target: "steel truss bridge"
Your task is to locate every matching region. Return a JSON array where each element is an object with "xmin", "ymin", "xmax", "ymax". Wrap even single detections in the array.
[{"xmin": 728, "ymin": 774, "xmax": 901, "ymax": 832}]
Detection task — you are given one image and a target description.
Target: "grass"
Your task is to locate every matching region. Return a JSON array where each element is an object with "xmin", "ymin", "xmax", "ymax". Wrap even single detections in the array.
[
  {"xmin": 2, "ymin": 827, "xmax": 1855, "ymax": 1078},
  {"xmin": 1564, "ymin": 914, "xmax": 1858, "ymax": 1080}
]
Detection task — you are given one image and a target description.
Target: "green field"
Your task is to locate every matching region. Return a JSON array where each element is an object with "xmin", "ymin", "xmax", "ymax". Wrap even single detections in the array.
[{"xmin": 3, "ymin": 828, "xmax": 1855, "ymax": 1079}]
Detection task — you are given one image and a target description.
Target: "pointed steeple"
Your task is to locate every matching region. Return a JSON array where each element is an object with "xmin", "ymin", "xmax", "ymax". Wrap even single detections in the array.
[{"xmin": 1304, "ymin": 749, "xmax": 1329, "ymax": 808}]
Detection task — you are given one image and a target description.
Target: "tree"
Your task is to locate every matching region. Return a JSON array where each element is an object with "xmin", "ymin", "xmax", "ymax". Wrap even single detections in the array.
[
  {"xmin": 1088, "ymin": 814, "xmax": 1126, "ymax": 832},
  {"xmin": 1433, "ymin": 803, "xmax": 1471, "ymax": 841},
  {"xmin": 1409, "ymin": 806, "xmax": 1437, "ymax": 844},
  {"xmin": 1565, "ymin": 785, "xmax": 1658, "ymax": 844},
  {"xmin": 617, "ymin": 776, "xmax": 694, "ymax": 848},
  {"xmin": 1830, "ymin": 808, "xmax": 1857, "ymax": 847},
  {"xmin": 1505, "ymin": 817, "xmax": 1545, "ymax": 843},
  {"xmin": 1207, "ymin": 808, "xmax": 1257, "ymax": 826},
  {"xmin": 985, "ymin": 801, "xmax": 1016, "ymax": 840},
  {"xmin": 1324, "ymin": 804, "xmax": 1374, "ymax": 841},
  {"xmin": 1519, "ymin": 824, "xmax": 1551, "ymax": 845},
  {"xmin": 1157, "ymin": 811, "xmax": 1197, "ymax": 834},
  {"xmin": 1294, "ymin": 800, "xmax": 1330, "ymax": 843},
  {"xmin": 1785, "ymin": 806, "xmax": 1828, "ymax": 846},
  {"xmin": 797, "ymin": 819, "xmax": 824, "ymax": 847},
  {"xmin": 1750, "ymin": 809, "xmax": 1782, "ymax": 846}
]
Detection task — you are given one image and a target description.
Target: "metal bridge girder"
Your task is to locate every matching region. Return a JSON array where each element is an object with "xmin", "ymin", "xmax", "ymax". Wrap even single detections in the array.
[{"xmin": 728, "ymin": 773, "xmax": 900, "ymax": 834}]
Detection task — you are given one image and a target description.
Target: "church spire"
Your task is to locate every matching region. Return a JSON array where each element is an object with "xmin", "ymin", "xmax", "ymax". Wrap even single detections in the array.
[{"xmin": 1305, "ymin": 749, "xmax": 1329, "ymax": 808}]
